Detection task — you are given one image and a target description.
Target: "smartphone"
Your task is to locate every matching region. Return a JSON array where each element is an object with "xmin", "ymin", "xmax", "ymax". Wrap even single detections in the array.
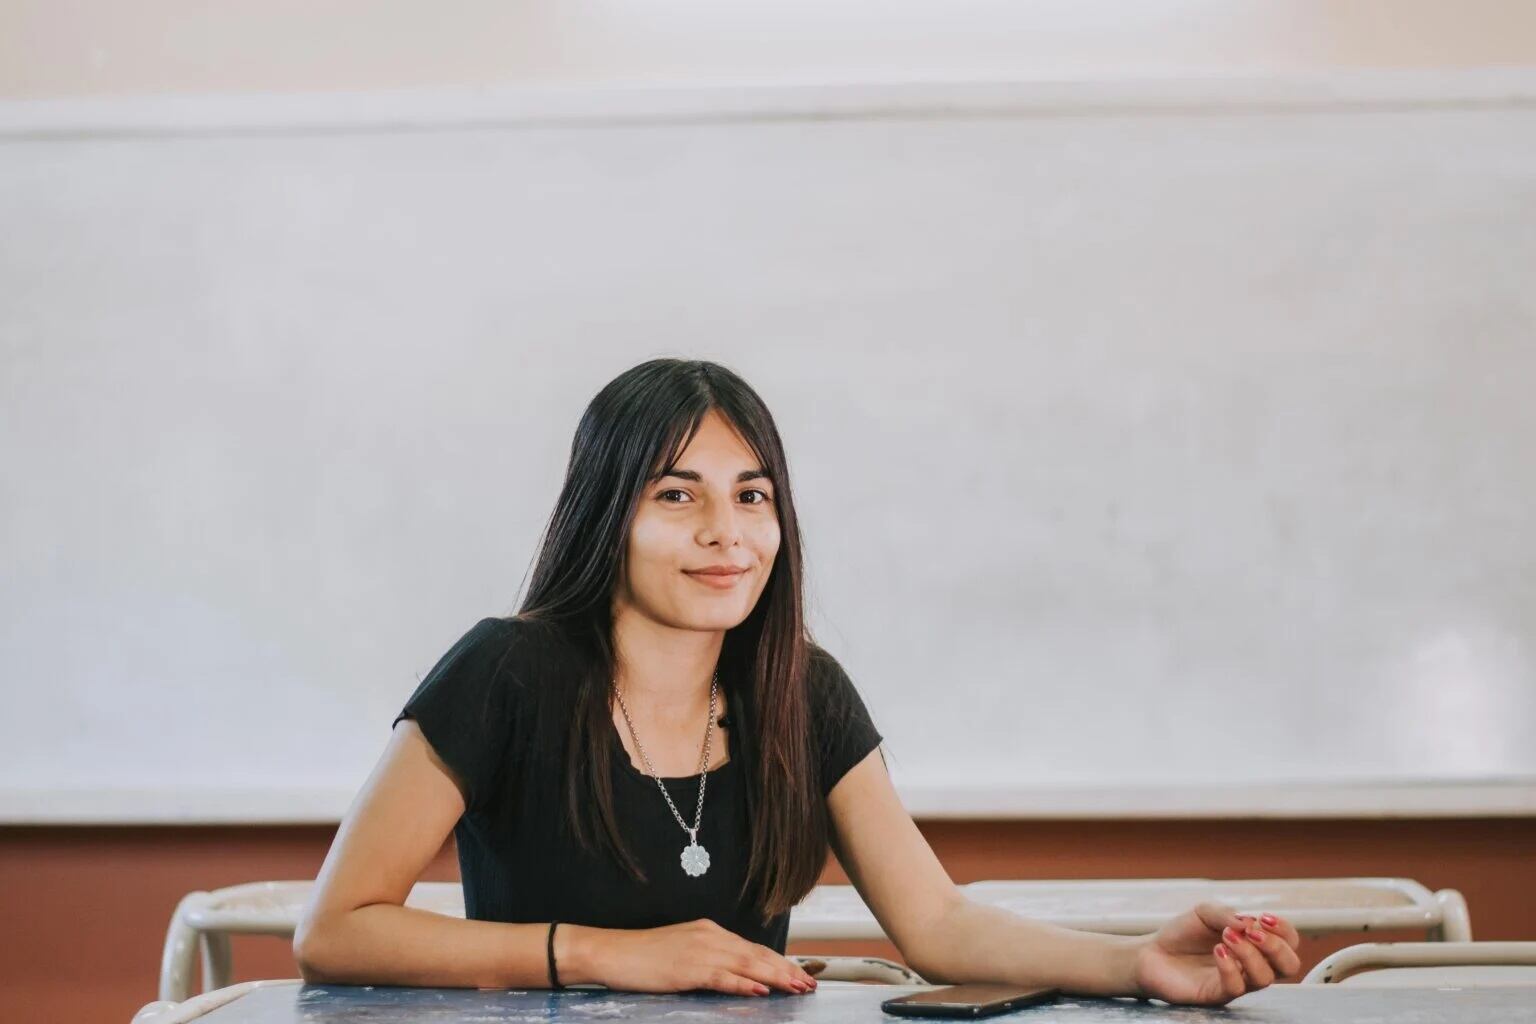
[{"xmin": 881, "ymin": 983, "xmax": 1058, "ymax": 1018}]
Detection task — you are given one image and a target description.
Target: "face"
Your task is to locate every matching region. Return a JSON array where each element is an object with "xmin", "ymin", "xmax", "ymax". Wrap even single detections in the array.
[{"xmin": 615, "ymin": 409, "xmax": 782, "ymax": 632}]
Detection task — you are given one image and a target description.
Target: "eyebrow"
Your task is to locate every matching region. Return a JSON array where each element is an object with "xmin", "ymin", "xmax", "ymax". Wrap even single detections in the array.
[{"xmin": 652, "ymin": 468, "xmax": 773, "ymax": 485}]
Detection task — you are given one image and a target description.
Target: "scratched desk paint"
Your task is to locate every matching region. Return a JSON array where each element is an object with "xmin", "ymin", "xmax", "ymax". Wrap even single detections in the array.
[{"xmin": 193, "ymin": 981, "xmax": 1536, "ymax": 1022}]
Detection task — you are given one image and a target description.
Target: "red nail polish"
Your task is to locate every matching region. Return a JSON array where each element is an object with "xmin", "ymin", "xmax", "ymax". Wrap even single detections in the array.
[
  {"xmin": 1248, "ymin": 929, "xmax": 1265, "ymax": 943},
  {"xmin": 1261, "ymin": 913, "xmax": 1278, "ymax": 926},
  {"xmin": 1215, "ymin": 945, "xmax": 1229, "ymax": 959}
]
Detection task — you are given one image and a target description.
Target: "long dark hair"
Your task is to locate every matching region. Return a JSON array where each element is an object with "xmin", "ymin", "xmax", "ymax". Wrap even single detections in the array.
[{"xmin": 514, "ymin": 358, "xmax": 823, "ymax": 924}]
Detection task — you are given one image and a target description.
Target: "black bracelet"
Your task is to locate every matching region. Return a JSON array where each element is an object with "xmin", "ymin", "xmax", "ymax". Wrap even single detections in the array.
[{"xmin": 547, "ymin": 921, "xmax": 564, "ymax": 989}]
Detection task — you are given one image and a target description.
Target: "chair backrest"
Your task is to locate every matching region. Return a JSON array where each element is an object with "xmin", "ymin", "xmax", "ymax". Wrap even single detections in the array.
[
  {"xmin": 1303, "ymin": 941, "xmax": 1536, "ymax": 985},
  {"xmin": 965, "ymin": 877, "xmax": 1470, "ymax": 938},
  {"xmin": 159, "ymin": 881, "xmax": 465, "ymax": 1002},
  {"xmin": 1338, "ymin": 966, "xmax": 1536, "ymax": 987},
  {"xmin": 183, "ymin": 879, "xmax": 464, "ymax": 932},
  {"xmin": 790, "ymin": 877, "xmax": 1469, "ymax": 942}
]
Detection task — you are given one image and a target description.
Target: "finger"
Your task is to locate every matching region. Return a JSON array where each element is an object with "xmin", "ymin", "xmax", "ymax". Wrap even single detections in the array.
[
  {"xmin": 1195, "ymin": 901, "xmax": 1246, "ymax": 937},
  {"xmin": 707, "ymin": 968, "xmax": 770, "ymax": 997},
  {"xmin": 1222, "ymin": 926, "xmax": 1275, "ymax": 989},
  {"xmin": 740, "ymin": 939, "xmax": 817, "ymax": 988},
  {"xmin": 1212, "ymin": 943, "xmax": 1247, "ymax": 1002},
  {"xmin": 1259, "ymin": 913, "xmax": 1303, "ymax": 952},
  {"xmin": 786, "ymin": 956, "xmax": 822, "ymax": 986},
  {"xmin": 750, "ymin": 941, "xmax": 816, "ymax": 988},
  {"xmin": 1246, "ymin": 922, "xmax": 1304, "ymax": 980},
  {"xmin": 718, "ymin": 951, "xmax": 779, "ymax": 994},
  {"xmin": 778, "ymin": 954, "xmax": 817, "ymax": 987},
  {"xmin": 763, "ymin": 952, "xmax": 815, "ymax": 992},
  {"xmin": 732, "ymin": 948, "xmax": 810, "ymax": 993}
]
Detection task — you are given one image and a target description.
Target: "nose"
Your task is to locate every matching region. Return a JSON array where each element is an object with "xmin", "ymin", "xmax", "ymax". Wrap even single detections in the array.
[{"xmin": 698, "ymin": 496, "xmax": 743, "ymax": 549}]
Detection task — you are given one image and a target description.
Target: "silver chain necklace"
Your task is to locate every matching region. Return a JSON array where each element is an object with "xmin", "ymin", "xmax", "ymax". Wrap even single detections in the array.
[{"xmin": 613, "ymin": 671, "xmax": 718, "ymax": 878}]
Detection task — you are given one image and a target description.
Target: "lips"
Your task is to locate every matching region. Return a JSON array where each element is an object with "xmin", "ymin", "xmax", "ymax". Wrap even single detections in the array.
[{"xmin": 684, "ymin": 567, "xmax": 748, "ymax": 589}]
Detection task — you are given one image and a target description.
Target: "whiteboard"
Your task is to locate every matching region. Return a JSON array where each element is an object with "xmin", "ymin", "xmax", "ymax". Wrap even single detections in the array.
[{"xmin": 3, "ymin": 71, "xmax": 1534, "ymax": 822}]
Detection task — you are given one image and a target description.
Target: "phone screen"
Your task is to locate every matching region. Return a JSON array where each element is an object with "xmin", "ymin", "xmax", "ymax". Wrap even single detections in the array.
[{"xmin": 881, "ymin": 983, "xmax": 1059, "ymax": 1018}]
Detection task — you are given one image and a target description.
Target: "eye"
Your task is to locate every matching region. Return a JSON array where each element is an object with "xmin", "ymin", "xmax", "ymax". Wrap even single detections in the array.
[{"xmin": 656, "ymin": 488, "xmax": 773, "ymax": 505}]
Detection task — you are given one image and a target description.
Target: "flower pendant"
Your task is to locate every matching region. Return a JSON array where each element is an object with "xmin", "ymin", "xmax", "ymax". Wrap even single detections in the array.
[{"xmin": 681, "ymin": 841, "xmax": 711, "ymax": 877}]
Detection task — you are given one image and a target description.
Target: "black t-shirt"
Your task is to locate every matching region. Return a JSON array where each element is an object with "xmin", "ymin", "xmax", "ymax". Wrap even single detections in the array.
[{"xmin": 391, "ymin": 616, "xmax": 884, "ymax": 953}]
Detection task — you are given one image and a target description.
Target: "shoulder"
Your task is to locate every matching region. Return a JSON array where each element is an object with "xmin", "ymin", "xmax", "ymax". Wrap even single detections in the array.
[
  {"xmin": 803, "ymin": 641, "xmax": 884, "ymax": 795},
  {"xmin": 401, "ymin": 616, "xmax": 583, "ymax": 736},
  {"xmin": 804, "ymin": 642, "xmax": 869, "ymax": 715},
  {"xmin": 462, "ymin": 614, "xmax": 576, "ymax": 679},
  {"xmin": 442, "ymin": 616, "xmax": 519, "ymax": 667},
  {"xmin": 806, "ymin": 640, "xmax": 852, "ymax": 682},
  {"xmin": 423, "ymin": 615, "xmax": 570, "ymax": 689},
  {"xmin": 805, "ymin": 641, "xmax": 838, "ymax": 684}
]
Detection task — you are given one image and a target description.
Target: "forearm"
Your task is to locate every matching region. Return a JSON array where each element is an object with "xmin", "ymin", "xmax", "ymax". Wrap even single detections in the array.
[
  {"xmin": 910, "ymin": 899, "xmax": 1146, "ymax": 999},
  {"xmin": 295, "ymin": 904, "xmax": 612, "ymax": 990}
]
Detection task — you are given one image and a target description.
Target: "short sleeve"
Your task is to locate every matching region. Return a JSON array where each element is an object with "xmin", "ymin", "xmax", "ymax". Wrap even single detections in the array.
[
  {"xmin": 392, "ymin": 617, "xmax": 521, "ymax": 815},
  {"xmin": 809, "ymin": 646, "xmax": 884, "ymax": 798}
]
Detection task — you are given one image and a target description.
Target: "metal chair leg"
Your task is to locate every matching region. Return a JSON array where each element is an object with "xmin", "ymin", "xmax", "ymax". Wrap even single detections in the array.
[
  {"xmin": 200, "ymin": 930, "xmax": 233, "ymax": 994},
  {"xmin": 1434, "ymin": 889, "xmax": 1473, "ymax": 942},
  {"xmin": 158, "ymin": 891, "xmax": 209, "ymax": 1003}
]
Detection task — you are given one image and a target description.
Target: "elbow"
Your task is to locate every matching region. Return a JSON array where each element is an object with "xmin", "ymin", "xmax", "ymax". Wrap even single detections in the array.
[
  {"xmin": 900, "ymin": 933, "xmax": 946, "ymax": 984},
  {"xmin": 293, "ymin": 947, "xmax": 328, "ymax": 984},
  {"xmin": 291, "ymin": 932, "xmax": 323, "ymax": 983},
  {"xmin": 904, "ymin": 896, "xmax": 968, "ymax": 984},
  {"xmin": 294, "ymin": 956, "xmax": 327, "ymax": 985},
  {"xmin": 292, "ymin": 915, "xmax": 340, "ymax": 983},
  {"xmin": 907, "ymin": 953, "xmax": 951, "ymax": 986}
]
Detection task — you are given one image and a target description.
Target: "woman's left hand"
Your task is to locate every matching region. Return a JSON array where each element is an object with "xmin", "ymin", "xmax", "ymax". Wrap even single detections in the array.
[{"xmin": 1131, "ymin": 902, "xmax": 1304, "ymax": 1006}]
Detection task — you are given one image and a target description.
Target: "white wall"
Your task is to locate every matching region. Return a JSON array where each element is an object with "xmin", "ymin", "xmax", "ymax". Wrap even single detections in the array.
[
  {"xmin": 3, "ymin": 71, "xmax": 1534, "ymax": 823},
  {"xmin": 6, "ymin": 0, "xmax": 1536, "ymax": 99}
]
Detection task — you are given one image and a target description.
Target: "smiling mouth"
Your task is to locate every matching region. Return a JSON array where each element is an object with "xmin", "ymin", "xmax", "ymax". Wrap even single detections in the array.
[{"xmin": 683, "ymin": 569, "xmax": 748, "ymax": 588}]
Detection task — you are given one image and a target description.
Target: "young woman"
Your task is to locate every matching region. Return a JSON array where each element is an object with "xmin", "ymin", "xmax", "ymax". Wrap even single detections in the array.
[{"xmin": 293, "ymin": 358, "xmax": 1303, "ymax": 1004}]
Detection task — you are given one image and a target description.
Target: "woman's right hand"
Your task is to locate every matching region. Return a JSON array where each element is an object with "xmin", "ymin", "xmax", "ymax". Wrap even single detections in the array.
[{"xmin": 580, "ymin": 919, "xmax": 819, "ymax": 996}]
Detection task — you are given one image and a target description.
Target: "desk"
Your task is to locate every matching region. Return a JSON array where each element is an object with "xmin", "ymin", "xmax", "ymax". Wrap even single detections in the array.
[{"xmin": 183, "ymin": 980, "xmax": 1536, "ymax": 1022}]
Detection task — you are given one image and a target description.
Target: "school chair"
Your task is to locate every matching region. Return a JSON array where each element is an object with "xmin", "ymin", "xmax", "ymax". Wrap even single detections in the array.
[
  {"xmin": 159, "ymin": 875, "xmax": 1467, "ymax": 1000},
  {"xmin": 156, "ymin": 880, "xmax": 920, "ymax": 1002},
  {"xmin": 961, "ymin": 877, "xmax": 1471, "ymax": 941},
  {"xmin": 1302, "ymin": 941, "xmax": 1536, "ymax": 986}
]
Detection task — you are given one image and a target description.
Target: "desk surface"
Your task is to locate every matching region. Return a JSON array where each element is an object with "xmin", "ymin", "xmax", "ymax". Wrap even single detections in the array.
[{"xmin": 195, "ymin": 981, "xmax": 1536, "ymax": 1022}]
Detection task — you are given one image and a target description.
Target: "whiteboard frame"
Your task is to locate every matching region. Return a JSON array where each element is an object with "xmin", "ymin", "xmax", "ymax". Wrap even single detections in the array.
[
  {"xmin": 2, "ymin": 778, "xmax": 1533, "ymax": 824},
  {"xmin": 2, "ymin": 67, "xmax": 1536, "ymax": 138}
]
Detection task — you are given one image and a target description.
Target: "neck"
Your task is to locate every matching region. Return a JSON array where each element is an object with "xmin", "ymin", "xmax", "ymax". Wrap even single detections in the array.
[{"xmin": 610, "ymin": 604, "xmax": 725, "ymax": 723}]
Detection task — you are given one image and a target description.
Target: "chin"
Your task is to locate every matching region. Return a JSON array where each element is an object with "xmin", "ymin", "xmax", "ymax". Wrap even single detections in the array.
[
  {"xmin": 693, "ymin": 610, "xmax": 749, "ymax": 630},
  {"xmin": 676, "ymin": 605, "xmax": 751, "ymax": 631}
]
